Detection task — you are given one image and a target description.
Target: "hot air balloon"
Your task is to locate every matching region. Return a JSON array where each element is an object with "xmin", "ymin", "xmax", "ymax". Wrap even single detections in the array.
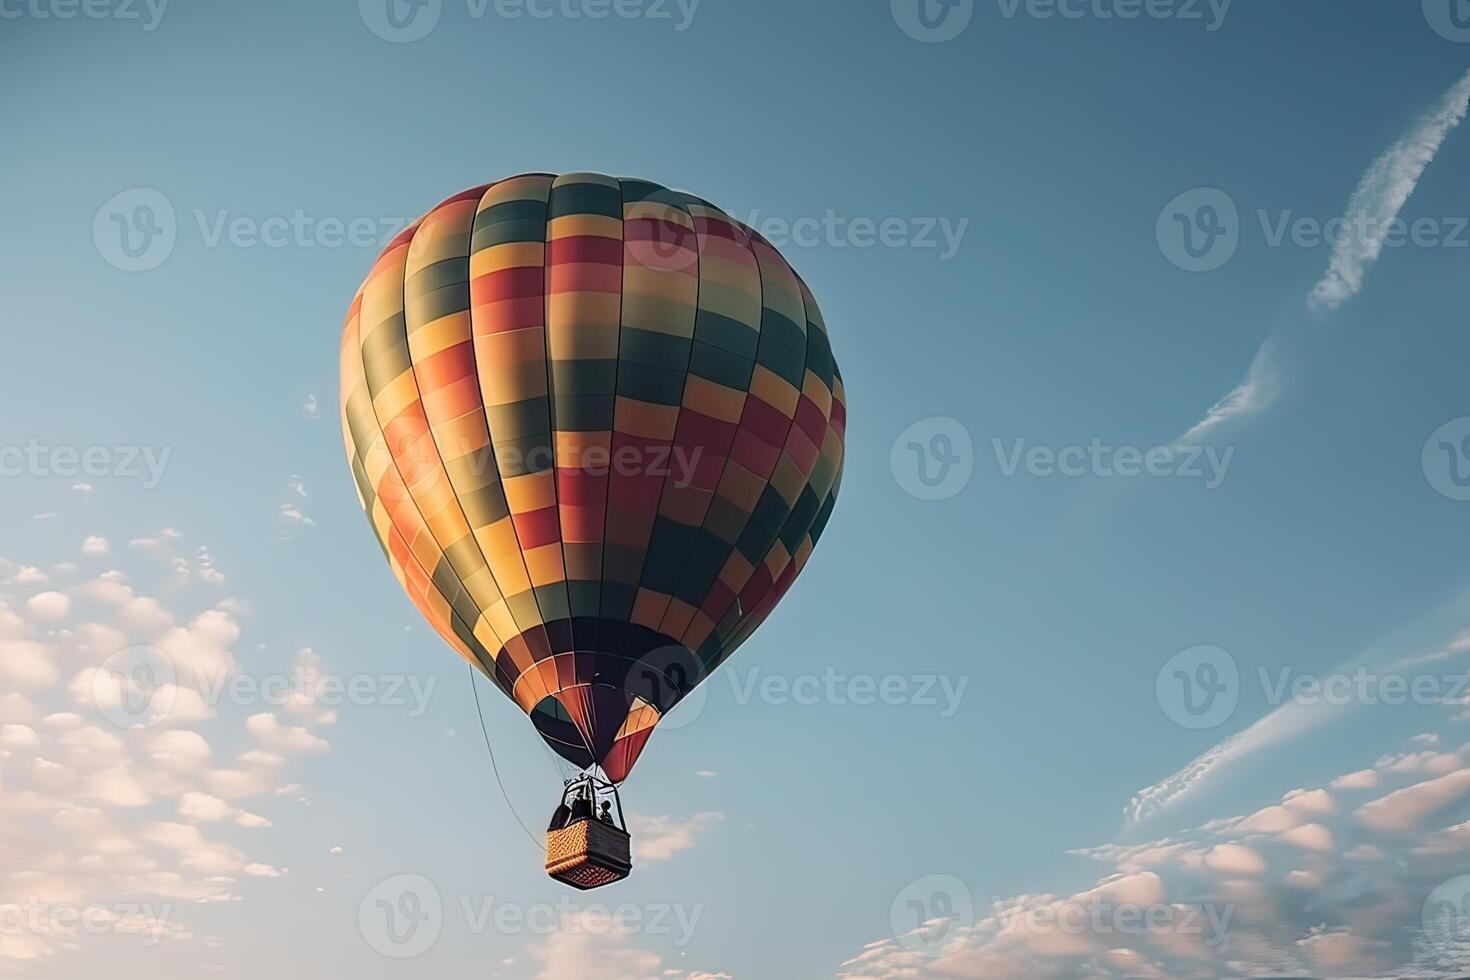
[{"xmin": 339, "ymin": 173, "xmax": 845, "ymax": 888}]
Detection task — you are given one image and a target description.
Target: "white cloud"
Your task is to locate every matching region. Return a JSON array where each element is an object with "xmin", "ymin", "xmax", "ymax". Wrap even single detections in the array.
[
  {"xmin": 140, "ymin": 822, "xmax": 252, "ymax": 875},
  {"xmin": 155, "ymin": 608, "xmax": 240, "ymax": 681},
  {"xmin": 148, "ymin": 730, "xmax": 213, "ymax": 772},
  {"xmin": 178, "ymin": 791, "xmax": 270, "ymax": 829},
  {"xmin": 194, "ymin": 547, "xmax": 225, "ymax": 586},
  {"xmin": 0, "ymin": 533, "xmax": 313, "ymax": 968},
  {"xmin": 1176, "ymin": 339, "xmax": 1281, "ymax": 444},
  {"xmin": 205, "ymin": 768, "xmax": 276, "ymax": 800},
  {"xmin": 72, "ymin": 668, "xmax": 214, "ymax": 729},
  {"xmin": 627, "ymin": 811, "xmax": 724, "ymax": 864},
  {"xmin": 26, "ymin": 591, "xmax": 71, "ymax": 622},
  {"xmin": 1376, "ymin": 750, "xmax": 1462, "ymax": 775},
  {"xmin": 1126, "ymin": 698, "xmax": 1322, "ymax": 827},
  {"xmin": 81, "ymin": 536, "xmax": 110, "ymax": 556},
  {"xmin": 1282, "ymin": 787, "xmax": 1336, "ymax": 815},
  {"xmin": 58, "ymin": 726, "xmax": 128, "ymax": 768},
  {"xmin": 0, "ymin": 603, "xmax": 26, "ymax": 638},
  {"xmin": 72, "ymin": 622, "xmax": 129, "ymax": 661},
  {"xmin": 1236, "ymin": 802, "xmax": 1304, "ymax": 834},
  {"xmin": 1177, "ymin": 71, "xmax": 1470, "ymax": 443},
  {"xmin": 245, "ymin": 713, "xmax": 329, "ymax": 754},
  {"xmin": 1354, "ymin": 767, "xmax": 1470, "ymax": 831},
  {"xmin": 84, "ymin": 766, "xmax": 152, "ymax": 807},
  {"xmin": 279, "ymin": 504, "xmax": 314, "ymax": 527},
  {"xmin": 1309, "ymin": 69, "xmax": 1470, "ymax": 313},
  {"xmin": 277, "ymin": 648, "xmax": 337, "ymax": 727},
  {"xmin": 118, "ymin": 596, "xmax": 175, "ymax": 635},
  {"xmin": 0, "ymin": 695, "xmax": 39, "ymax": 724},
  {"xmin": 528, "ymin": 911, "xmax": 670, "ymax": 980},
  {"xmin": 1128, "ymin": 610, "xmax": 1470, "ymax": 828},
  {"xmin": 1332, "ymin": 768, "xmax": 1379, "ymax": 790},
  {"xmin": 75, "ymin": 573, "xmax": 134, "ymax": 606},
  {"xmin": 842, "ymin": 751, "xmax": 1470, "ymax": 979},
  {"xmin": 1205, "ymin": 842, "xmax": 1266, "ymax": 874},
  {"xmin": 0, "ymin": 640, "xmax": 60, "ymax": 690},
  {"xmin": 0, "ymin": 724, "xmax": 41, "ymax": 749},
  {"xmin": 1278, "ymin": 822, "xmax": 1334, "ymax": 852},
  {"xmin": 205, "ymin": 749, "xmax": 294, "ymax": 800}
]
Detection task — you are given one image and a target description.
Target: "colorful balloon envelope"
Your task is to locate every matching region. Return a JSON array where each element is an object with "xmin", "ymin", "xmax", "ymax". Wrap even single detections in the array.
[{"xmin": 339, "ymin": 173, "xmax": 845, "ymax": 783}]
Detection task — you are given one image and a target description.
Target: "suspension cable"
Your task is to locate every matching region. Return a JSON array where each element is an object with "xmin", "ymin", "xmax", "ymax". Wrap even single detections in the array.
[{"xmin": 469, "ymin": 664, "xmax": 544, "ymax": 851}]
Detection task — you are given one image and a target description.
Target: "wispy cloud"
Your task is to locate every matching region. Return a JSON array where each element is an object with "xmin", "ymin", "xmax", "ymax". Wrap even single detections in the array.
[
  {"xmin": 1309, "ymin": 69, "xmax": 1470, "ymax": 313},
  {"xmin": 279, "ymin": 478, "xmax": 314, "ymax": 534},
  {"xmin": 627, "ymin": 811, "xmax": 724, "ymax": 863},
  {"xmin": 1127, "ymin": 598, "xmax": 1470, "ymax": 829},
  {"xmin": 1176, "ymin": 339, "xmax": 1281, "ymax": 444},
  {"xmin": 279, "ymin": 504, "xmax": 314, "ymax": 527},
  {"xmin": 1124, "ymin": 699, "xmax": 1319, "ymax": 827},
  {"xmin": 1178, "ymin": 71, "xmax": 1470, "ymax": 443}
]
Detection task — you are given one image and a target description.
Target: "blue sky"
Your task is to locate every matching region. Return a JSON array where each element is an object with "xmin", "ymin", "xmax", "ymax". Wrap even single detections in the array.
[{"xmin": 4, "ymin": 1, "xmax": 1470, "ymax": 977}]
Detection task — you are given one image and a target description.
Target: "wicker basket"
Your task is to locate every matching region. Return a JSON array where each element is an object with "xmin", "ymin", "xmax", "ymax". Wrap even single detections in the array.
[{"xmin": 546, "ymin": 818, "xmax": 633, "ymax": 890}]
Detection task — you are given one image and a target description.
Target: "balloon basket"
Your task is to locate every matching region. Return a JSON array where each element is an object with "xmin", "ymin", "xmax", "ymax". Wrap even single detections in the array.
[
  {"xmin": 545, "ymin": 774, "xmax": 632, "ymax": 890},
  {"xmin": 546, "ymin": 818, "xmax": 633, "ymax": 890}
]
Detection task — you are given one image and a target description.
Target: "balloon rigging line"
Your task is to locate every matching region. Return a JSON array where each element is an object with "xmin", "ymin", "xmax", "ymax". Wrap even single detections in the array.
[{"xmin": 469, "ymin": 664, "xmax": 544, "ymax": 851}]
